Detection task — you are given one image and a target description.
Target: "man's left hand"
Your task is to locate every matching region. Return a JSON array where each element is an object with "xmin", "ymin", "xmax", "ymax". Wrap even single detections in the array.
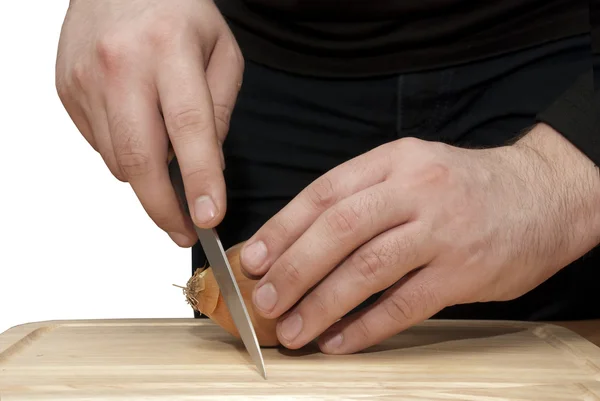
[{"xmin": 239, "ymin": 123, "xmax": 600, "ymax": 354}]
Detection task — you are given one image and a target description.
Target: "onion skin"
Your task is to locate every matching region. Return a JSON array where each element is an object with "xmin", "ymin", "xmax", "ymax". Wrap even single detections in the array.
[{"xmin": 184, "ymin": 242, "xmax": 280, "ymax": 347}]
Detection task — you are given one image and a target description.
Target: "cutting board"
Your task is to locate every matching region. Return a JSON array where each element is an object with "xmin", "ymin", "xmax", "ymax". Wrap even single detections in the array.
[{"xmin": 1, "ymin": 318, "xmax": 600, "ymax": 400}]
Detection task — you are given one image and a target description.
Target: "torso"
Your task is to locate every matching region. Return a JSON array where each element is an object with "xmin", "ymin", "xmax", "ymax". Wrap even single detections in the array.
[{"xmin": 216, "ymin": 0, "xmax": 589, "ymax": 77}]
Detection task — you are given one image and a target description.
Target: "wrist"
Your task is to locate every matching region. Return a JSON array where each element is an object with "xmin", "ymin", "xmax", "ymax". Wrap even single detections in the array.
[{"xmin": 512, "ymin": 123, "xmax": 600, "ymax": 267}]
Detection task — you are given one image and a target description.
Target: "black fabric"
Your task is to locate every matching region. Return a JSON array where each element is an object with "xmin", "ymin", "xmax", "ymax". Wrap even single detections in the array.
[
  {"xmin": 192, "ymin": 34, "xmax": 599, "ymax": 322},
  {"xmin": 537, "ymin": 71, "xmax": 600, "ymax": 166},
  {"xmin": 533, "ymin": 0, "xmax": 599, "ymax": 167},
  {"xmin": 593, "ymin": 0, "xmax": 600, "ymax": 92},
  {"xmin": 215, "ymin": 0, "xmax": 589, "ymax": 78},
  {"xmin": 593, "ymin": 0, "xmax": 600, "ymax": 148}
]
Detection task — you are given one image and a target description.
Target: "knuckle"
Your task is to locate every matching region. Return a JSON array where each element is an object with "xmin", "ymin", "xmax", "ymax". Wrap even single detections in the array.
[
  {"xmin": 418, "ymin": 162, "xmax": 451, "ymax": 187},
  {"xmin": 306, "ymin": 175, "xmax": 337, "ymax": 210},
  {"xmin": 384, "ymin": 293, "xmax": 415, "ymax": 323},
  {"xmin": 235, "ymin": 47, "xmax": 245, "ymax": 71},
  {"xmin": 280, "ymin": 259, "xmax": 302, "ymax": 285},
  {"xmin": 98, "ymin": 151, "xmax": 127, "ymax": 182},
  {"xmin": 367, "ymin": 190, "xmax": 387, "ymax": 213},
  {"xmin": 180, "ymin": 162, "xmax": 212, "ymax": 188},
  {"xmin": 55, "ymin": 77, "xmax": 71, "ymax": 104},
  {"xmin": 148, "ymin": 209, "xmax": 174, "ymax": 230},
  {"xmin": 271, "ymin": 215, "xmax": 293, "ymax": 241},
  {"xmin": 355, "ymin": 191, "xmax": 385, "ymax": 228},
  {"xmin": 110, "ymin": 113, "xmax": 135, "ymax": 140},
  {"xmin": 166, "ymin": 108, "xmax": 211, "ymax": 141},
  {"xmin": 233, "ymin": 44, "xmax": 245, "ymax": 81},
  {"xmin": 115, "ymin": 150, "xmax": 152, "ymax": 178},
  {"xmin": 394, "ymin": 136, "xmax": 424, "ymax": 153},
  {"xmin": 110, "ymin": 116, "xmax": 152, "ymax": 178},
  {"xmin": 394, "ymin": 137, "xmax": 452, "ymax": 189},
  {"xmin": 330, "ymin": 286, "xmax": 341, "ymax": 311},
  {"xmin": 325, "ymin": 205, "xmax": 361, "ymax": 242},
  {"xmin": 112, "ymin": 170, "xmax": 128, "ymax": 183},
  {"xmin": 70, "ymin": 61, "xmax": 90, "ymax": 90},
  {"xmin": 308, "ymin": 290, "xmax": 329, "ymax": 317},
  {"xmin": 391, "ymin": 230, "xmax": 420, "ymax": 265},
  {"xmin": 224, "ymin": 40, "xmax": 244, "ymax": 65},
  {"xmin": 351, "ymin": 248, "xmax": 386, "ymax": 286},
  {"xmin": 355, "ymin": 316, "xmax": 373, "ymax": 343},
  {"xmin": 414, "ymin": 281, "xmax": 440, "ymax": 314},
  {"xmin": 143, "ymin": 17, "xmax": 183, "ymax": 49},
  {"xmin": 96, "ymin": 34, "xmax": 131, "ymax": 74},
  {"xmin": 213, "ymin": 103, "xmax": 232, "ymax": 135}
]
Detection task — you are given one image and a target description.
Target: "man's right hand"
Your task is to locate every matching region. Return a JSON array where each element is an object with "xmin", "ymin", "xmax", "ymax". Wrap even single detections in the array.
[{"xmin": 55, "ymin": 0, "xmax": 244, "ymax": 247}]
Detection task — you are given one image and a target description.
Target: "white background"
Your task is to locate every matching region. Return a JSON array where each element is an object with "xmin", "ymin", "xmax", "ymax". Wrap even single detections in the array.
[{"xmin": 0, "ymin": 1, "xmax": 194, "ymax": 334}]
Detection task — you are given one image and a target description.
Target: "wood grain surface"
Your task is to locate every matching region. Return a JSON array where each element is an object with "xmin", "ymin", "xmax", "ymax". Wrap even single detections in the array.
[
  {"xmin": 554, "ymin": 320, "xmax": 600, "ymax": 347},
  {"xmin": 1, "ymin": 318, "xmax": 599, "ymax": 400}
]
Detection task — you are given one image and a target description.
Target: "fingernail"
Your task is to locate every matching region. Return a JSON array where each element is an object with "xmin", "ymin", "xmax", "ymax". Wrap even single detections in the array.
[
  {"xmin": 194, "ymin": 196, "xmax": 217, "ymax": 225},
  {"xmin": 254, "ymin": 282, "xmax": 278, "ymax": 312},
  {"xmin": 168, "ymin": 232, "xmax": 193, "ymax": 246},
  {"xmin": 280, "ymin": 313, "xmax": 303, "ymax": 342},
  {"xmin": 322, "ymin": 333, "xmax": 344, "ymax": 351},
  {"xmin": 242, "ymin": 241, "xmax": 267, "ymax": 270}
]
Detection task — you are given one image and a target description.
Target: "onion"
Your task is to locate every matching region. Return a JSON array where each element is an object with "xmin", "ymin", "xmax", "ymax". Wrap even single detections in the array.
[{"xmin": 180, "ymin": 242, "xmax": 280, "ymax": 347}]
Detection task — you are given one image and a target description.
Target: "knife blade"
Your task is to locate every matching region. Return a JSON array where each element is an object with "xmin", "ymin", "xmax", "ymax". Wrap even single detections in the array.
[{"xmin": 168, "ymin": 157, "xmax": 267, "ymax": 379}]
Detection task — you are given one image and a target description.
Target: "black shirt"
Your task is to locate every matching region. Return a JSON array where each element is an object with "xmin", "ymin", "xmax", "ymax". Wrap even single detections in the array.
[
  {"xmin": 217, "ymin": 0, "xmax": 599, "ymax": 170},
  {"xmin": 207, "ymin": 1, "xmax": 598, "ymax": 324},
  {"xmin": 216, "ymin": 0, "xmax": 589, "ymax": 77}
]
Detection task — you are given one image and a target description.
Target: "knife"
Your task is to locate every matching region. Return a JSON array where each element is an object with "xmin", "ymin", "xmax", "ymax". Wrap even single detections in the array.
[{"xmin": 168, "ymin": 156, "xmax": 267, "ymax": 379}]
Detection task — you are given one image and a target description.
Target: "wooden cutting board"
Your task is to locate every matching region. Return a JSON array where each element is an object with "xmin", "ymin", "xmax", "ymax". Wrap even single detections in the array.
[{"xmin": 1, "ymin": 318, "xmax": 600, "ymax": 400}]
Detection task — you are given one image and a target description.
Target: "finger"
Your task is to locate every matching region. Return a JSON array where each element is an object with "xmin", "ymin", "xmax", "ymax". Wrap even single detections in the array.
[
  {"xmin": 56, "ymin": 57, "xmax": 98, "ymax": 151},
  {"xmin": 241, "ymin": 147, "xmax": 393, "ymax": 276},
  {"xmin": 89, "ymin": 105, "xmax": 126, "ymax": 181},
  {"xmin": 317, "ymin": 264, "xmax": 452, "ymax": 355},
  {"xmin": 57, "ymin": 89, "xmax": 98, "ymax": 151},
  {"xmin": 252, "ymin": 182, "xmax": 416, "ymax": 319},
  {"xmin": 104, "ymin": 80, "xmax": 197, "ymax": 247},
  {"xmin": 157, "ymin": 46, "xmax": 226, "ymax": 228},
  {"xmin": 63, "ymin": 92, "xmax": 125, "ymax": 180},
  {"xmin": 71, "ymin": 105, "xmax": 98, "ymax": 152},
  {"xmin": 205, "ymin": 33, "xmax": 244, "ymax": 147},
  {"xmin": 275, "ymin": 221, "xmax": 433, "ymax": 349}
]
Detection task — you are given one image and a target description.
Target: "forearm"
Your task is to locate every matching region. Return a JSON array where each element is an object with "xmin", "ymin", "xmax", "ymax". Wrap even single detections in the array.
[{"xmin": 513, "ymin": 122, "xmax": 600, "ymax": 267}]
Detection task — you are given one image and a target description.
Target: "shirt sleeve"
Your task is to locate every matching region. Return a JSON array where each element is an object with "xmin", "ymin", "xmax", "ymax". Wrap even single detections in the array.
[
  {"xmin": 592, "ymin": 0, "xmax": 600, "ymax": 92},
  {"xmin": 536, "ymin": 0, "xmax": 599, "ymax": 166},
  {"xmin": 536, "ymin": 69, "xmax": 599, "ymax": 166}
]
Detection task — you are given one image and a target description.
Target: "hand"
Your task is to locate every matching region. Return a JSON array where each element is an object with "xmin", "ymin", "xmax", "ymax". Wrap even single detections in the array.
[
  {"xmin": 239, "ymin": 123, "xmax": 600, "ymax": 354},
  {"xmin": 55, "ymin": 0, "xmax": 244, "ymax": 246}
]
